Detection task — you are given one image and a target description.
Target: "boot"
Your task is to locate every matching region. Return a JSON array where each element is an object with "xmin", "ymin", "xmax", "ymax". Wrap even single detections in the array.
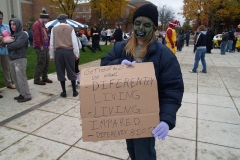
[
  {"xmin": 60, "ymin": 81, "xmax": 66, "ymax": 97},
  {"xmin": 71, "ymin": 80, "xmax": 78, "ymax": 97}
]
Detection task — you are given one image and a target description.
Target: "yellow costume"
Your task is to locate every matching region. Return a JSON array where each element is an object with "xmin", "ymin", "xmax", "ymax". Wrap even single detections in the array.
[{"xmin": 166, "ymin": 27, "xmax": 177, "ymax": 54}]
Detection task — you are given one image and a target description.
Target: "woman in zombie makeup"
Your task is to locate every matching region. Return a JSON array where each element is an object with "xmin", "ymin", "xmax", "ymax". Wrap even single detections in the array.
[{"xmin": 101, "ymin": 4, "xmax": 184, "ymax": 160}]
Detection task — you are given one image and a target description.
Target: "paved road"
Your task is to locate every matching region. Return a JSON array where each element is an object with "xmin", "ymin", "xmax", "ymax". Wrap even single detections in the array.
[{"xmin": 0, "ymin": 44, "xmax": 240, "ymax": 159}]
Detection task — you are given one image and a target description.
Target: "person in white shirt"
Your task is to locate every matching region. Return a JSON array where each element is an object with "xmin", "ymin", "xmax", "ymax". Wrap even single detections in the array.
[
  {"xmin": 49, "ymin": 14, "xmax": 79, "ymax": 97},
  {"xmin": 105, "ymin": 28, "xmax": 112, "ymax": 45}
]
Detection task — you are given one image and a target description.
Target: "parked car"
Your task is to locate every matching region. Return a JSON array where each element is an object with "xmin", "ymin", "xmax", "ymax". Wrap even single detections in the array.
[
  {"xmin": 123, "ymin": 32, "xmax": 130, "ymax": 41},
  {"xmin": 213, "ymin": 34, "xmax": 222, "ymax": 48}
]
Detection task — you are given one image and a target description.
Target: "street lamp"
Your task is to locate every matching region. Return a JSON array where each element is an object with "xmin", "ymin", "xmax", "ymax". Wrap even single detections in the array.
[
  {"xmin": 197, "ymin": 9, "xmax": 200, "ymax": 27},
  {"xmin": 162, "ymin": 5, "xmax": 166, "ymax": 31},
  {"xmin": 99, "ymin": 18, "xmax": 102, "ymax": 28}
]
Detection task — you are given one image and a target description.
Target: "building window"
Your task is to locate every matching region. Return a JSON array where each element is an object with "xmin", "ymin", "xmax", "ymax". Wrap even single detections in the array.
[
  {"xmin": 83, "ymin": 15, "xmax": 86, "ymax": 19},
  {"xmin": 89, "ymin": 7, "xmax": 91, "ymax": 11},
  {"xmin": 89, "ymin": 15, "xmax": 91, "ymax": 20},
  {"xmin": 76, "ymin": 15, "xmax": 79, "ymax": 19},
  {"xmin": 76, "ymin": 7, "xmax": 79, "ymax": 12},
  {"xmin": 83, "ymin": 7, "xmax": 86, "ymax": 11}
]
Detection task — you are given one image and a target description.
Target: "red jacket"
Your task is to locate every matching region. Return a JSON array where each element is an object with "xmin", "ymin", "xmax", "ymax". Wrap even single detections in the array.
[{"xmin": 32, "ymin": 19, "xmax": 44, "ymax": 48}]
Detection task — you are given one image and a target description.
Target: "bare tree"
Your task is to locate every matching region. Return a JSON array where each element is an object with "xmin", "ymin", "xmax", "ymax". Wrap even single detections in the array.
[{"xmin": 158, "ymin": 5, "xmax": 175, "ymax": 31}]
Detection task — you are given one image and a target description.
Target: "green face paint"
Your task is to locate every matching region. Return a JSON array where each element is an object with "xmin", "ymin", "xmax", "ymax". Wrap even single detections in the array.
[{"xmin": 133, "ymin": 16, "xmax": 154, "ymax": 40}]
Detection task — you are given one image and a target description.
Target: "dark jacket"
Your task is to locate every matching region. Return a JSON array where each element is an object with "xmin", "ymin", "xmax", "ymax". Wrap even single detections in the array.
[
  {"xmin": 222, "ymin": 32, "xmax": 229, "ymax": 42},
  {"xmin": 100, "ymin": 40, "xmax": 184, "ymax": 130},
  {"xmin": 228, "ymin": 31, "xmax": 234, "ymax": 41},
  {"xmin": 177, "ymin": 32, "xmax": 185, "ymax": 47},
  {"xmin": 113, "ymin": 28, "xmax": 123, "ymax": 42},
  {"xmin": 91, "ymin": 28, "xmax": 100, "ymax": 41},
  {"xmin": 185, "ymin": 30, "xmax": 190, "ymax": 40},
  {"xmin": 206, "ymin": 30, "xmax": 214, "ymax": 42},
  {"xmin": 7, "ymin": 18, "xmax": 28, "ymax": 61},
  {"xmin": 195, "ymin": 31, "xmax": 207, "ymax": 49}
]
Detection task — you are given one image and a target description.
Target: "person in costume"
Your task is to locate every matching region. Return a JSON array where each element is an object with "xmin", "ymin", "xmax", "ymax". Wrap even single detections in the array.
[
  {"xmin": 101, "ymin": 4, "xmax": 184, "ymax": 160},
  {"xmin": 165, "ymin": 20, "xmax": 180, "ymax": 54},
  {"xmin": 49, "ymin": 14, "xmax": 79, "ymax": 97},
  {"xmin": 32, "ymin": 9, "xmax": 52, "ymax": 85}
]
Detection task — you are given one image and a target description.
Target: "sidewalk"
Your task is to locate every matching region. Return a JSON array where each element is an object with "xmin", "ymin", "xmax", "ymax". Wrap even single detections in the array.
[{"xmin": 0, "ymin": 45, "xmax": 240, "ymax": 159}]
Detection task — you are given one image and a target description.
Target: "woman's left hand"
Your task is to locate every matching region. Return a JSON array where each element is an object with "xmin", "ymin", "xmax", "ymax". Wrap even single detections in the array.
[{"xmin": 152, "ymin": 121, "xmax": 169, "ymax": 140}]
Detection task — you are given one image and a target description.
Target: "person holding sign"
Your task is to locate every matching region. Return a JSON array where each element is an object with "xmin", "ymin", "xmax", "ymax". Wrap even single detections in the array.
[{"xmin": 101, "ymin": 4, "xmax": 184, "ymax": 160}]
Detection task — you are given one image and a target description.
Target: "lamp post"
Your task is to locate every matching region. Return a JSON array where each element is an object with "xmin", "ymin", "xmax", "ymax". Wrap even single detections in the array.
[
  {"xmin": 119, "ymin": 0, "xmax": 122, "ymax": 22},
  {"xmin": 99, "ymin": 18, "xmax": 102, "ymax": 28},
  {"xmin": 197, "ymin": 9, "xmax": 200, "ymax": 27},
  {"xmin": 162, "ymin": 5, "xmax": 166, "ymax": 31}
]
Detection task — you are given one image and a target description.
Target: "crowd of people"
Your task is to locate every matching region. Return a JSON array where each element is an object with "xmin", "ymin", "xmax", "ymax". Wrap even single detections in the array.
[{"xmin": 0, "ymin": 10, "xmax": 82, "ymax": 101}]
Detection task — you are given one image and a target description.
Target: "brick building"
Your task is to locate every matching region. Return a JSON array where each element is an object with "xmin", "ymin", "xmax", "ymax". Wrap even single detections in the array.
[
  {"xmin": 89, "ymin": 0, "xmax": 153, "ymax": 32},
  {"xmin": 0, "ymin": 0, "xmax": 154, "ymax": 31}
]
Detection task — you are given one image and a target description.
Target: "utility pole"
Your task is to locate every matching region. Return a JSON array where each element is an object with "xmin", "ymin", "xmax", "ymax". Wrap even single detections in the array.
[
  {"xmin": 119, "ymin": 0, "xmax": 122, "ymax": 28},
  {"xmin": 162, "ymin": 5, "xmax": 166, "ymax": 31}
]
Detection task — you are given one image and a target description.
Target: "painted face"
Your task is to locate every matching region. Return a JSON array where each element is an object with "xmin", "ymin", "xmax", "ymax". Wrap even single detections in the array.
[{"xmin": 133, "ymin": 16, "xmax": 154, "ymax": 40}]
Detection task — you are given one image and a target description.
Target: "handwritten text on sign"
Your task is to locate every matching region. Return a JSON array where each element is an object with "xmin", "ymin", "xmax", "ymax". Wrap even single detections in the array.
[{"xmin": 79, "ymin": 63, "xmax": 159, "ymax": 141}]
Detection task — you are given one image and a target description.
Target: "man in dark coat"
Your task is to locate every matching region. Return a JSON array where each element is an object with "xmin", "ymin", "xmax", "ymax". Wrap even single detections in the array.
[
  {"xmin": 113, "ymin": 23, "xmax": 123, "ymax": 43},
  {"xmin": 91, "ymin": 25, "xmax": 101, "ymax": 51},
  {"xmin": 185, "ymin": 30, "xmax": 190, "ymax": 46},
  {"xmin": 206, "ymin": 28, "xmax": 214, "ymax": 53}
]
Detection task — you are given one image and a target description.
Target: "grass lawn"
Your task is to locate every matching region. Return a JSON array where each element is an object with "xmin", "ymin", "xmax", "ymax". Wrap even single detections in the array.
[{"xmin": 0, "ymin": 45, "xmax": 113, "ymax": 88}]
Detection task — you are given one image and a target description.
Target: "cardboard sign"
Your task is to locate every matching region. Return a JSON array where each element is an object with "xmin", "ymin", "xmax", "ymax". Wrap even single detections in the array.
[{"xmin": 79, "ymin": 62, "xmax": 160, "ymax": 142}]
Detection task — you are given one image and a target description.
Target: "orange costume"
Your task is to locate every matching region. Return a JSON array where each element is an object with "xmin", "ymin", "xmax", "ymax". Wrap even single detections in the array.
[{"xmin": 166, "ymin": 20, "xmax": 180, "ymax": 54}]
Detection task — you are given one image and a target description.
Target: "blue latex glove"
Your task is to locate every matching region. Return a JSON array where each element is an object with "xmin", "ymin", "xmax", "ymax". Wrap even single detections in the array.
[
  {"xmin": 152, "ymin": 121, "xmax": 169, "ymax": 140},
  {"xmin": 121, "ymin": 59, "xmax": 133, "ymax": 66}
]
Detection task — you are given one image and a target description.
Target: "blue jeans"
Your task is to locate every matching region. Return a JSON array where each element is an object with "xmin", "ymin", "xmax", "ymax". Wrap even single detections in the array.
[
  {"xmin": 220, "ymin": 41, "xmax": 228, "ymax": 54},
  {"xmin": 192, "ymin": 48, "xmax": 207, "ymax": 72},
  {"xmin": 227, "ymin": 40, "xmax": 233, "ymax": 51},
  {"xmin": 126, "ymin": 137, "xmax": 156, "ymax": 160}
]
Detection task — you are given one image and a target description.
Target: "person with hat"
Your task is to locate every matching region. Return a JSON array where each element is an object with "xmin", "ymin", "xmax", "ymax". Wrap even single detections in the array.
[
  {"xmin": 101, "ymin": 4, "xmax": 184, "ymax": 160},
  {"xmin": 166, "ymin": 20, "xmax": 180, "ymax": 54},
  {"xmin": 32, "ymin": 9, "xmax": 52, "ymax": 85},
  {"xmin": 49, "ymin": 14, "xmax": 79, "ymax": 97}
]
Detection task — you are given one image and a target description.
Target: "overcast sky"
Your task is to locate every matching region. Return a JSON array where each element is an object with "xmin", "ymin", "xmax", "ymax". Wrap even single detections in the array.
[{"xmin": 147, "ymin": 0, "xmax": 185, "ymax": 25}]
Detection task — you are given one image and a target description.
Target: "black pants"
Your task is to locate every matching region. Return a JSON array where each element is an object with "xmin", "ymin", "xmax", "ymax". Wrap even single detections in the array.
[
  {"xmin": 126, "ymin": 137, "xmax": 156, "ymax": 160},
  {"xmin": 75, "ymin": 58, "xmax": 80, "ymax": 73},
  {"xmin": 55, "ymin": 48, "xmax": 76, "ymax": 81},
  {"xmin": 82, "ymin": 45, "xmax": 96, "ymax": 53},
  {"xmin": 186, "ymin": 39, "xmax": 189, "ymax": 46},
  {"xmin": 92, "ymin": 39, "xmax": 101, "ymax": 51},
  {"xmin": 105, "ymin": 36, "xmax": 111, "ymax": 45},
  {"xmin": 206, "ymin": 42, "xmax": 212, "ymax": 53}
]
